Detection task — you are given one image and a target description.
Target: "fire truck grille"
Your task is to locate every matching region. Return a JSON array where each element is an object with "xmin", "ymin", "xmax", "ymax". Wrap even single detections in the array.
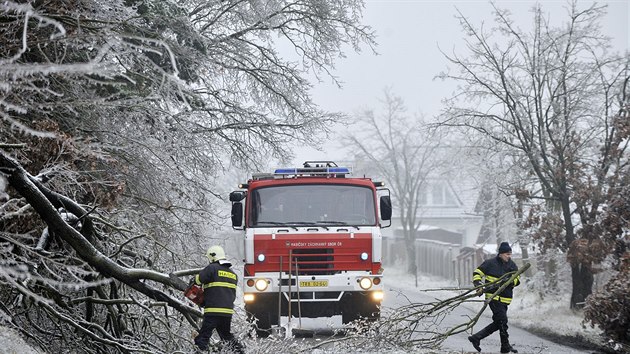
[{"xmin": 292, "ymin": 248, "xmax": 335, "ymax": 275}]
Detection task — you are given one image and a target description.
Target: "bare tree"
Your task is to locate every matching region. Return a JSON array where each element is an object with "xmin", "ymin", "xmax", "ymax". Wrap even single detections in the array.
[
  {"xmin": 347, "ymin": 89, "xmax": 450, "ymax": 278},
  {"xmin": 437, "ymin": 2, "xmax": 629, "ymax": 308}
]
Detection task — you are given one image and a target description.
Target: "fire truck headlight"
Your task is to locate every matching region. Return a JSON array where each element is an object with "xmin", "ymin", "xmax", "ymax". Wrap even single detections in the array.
[
  {"xmin": 255, "ymin": 278, "xmax": 269, "ymax": 291},
  {"xmin": 371, "ymin": 291, "xmax": 384, "ymax": 301},
  {"xmin": 257, "ymin": 253, "xmax": 266, "ymax": 262},
  {"xmin": 244, "ymin": 294, "xmax": 255, "ymax": 303},
  {"xmin": 360, "ymin": 252, "xmax": 369, "ymax": 261},
  {"xmin": 359, "ymin": 277, "xmax": 373, "ymax": 290}
]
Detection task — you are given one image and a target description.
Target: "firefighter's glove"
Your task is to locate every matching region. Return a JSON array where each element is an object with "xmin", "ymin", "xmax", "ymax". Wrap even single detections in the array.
[
  {"xmin": 485, "ymin": 284, "xmax": 499, "ymax": 293},
  {"xmin": 473, "ymin": 281, "xmax": 483, "ymax": 297},
  {"xmin": 488, "ymin": 280, "xmax": 508, "ymax": 293}
]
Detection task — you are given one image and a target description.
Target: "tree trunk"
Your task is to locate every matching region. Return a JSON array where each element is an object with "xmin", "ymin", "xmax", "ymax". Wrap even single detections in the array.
[
  {"xmin": 570, "ymin": 263, "xmax": 593, "ymax": 309},
  {"xmin": 515, "ymin": 198, "xmax": 532, "ymax": 277},
  {"xmin": 520, "ymin": 243, "xmax": 532, "ymax": 277},
  {"xmin": 545, "ymin": 256, "xmax": 558, "ymax": 293},
  {"xmin": 405, "ymin": 234, "xmax": 417, "ymax": 276},
  {"xmin": 560, "ymin": 193, "xmax": 594, "ymax": 308}
]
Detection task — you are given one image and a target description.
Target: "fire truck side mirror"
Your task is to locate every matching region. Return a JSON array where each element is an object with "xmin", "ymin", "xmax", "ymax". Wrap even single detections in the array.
[
  {"xmin": 380, "ymin": 196, "xmax": 392, "ymax": 221},
  {"xmin": 231, "ymin": 202, "xmax": 243, "ymax": 228},
  {"xmin": 229, "ymin": 191, "xmax": 246, "ymax": 202}
]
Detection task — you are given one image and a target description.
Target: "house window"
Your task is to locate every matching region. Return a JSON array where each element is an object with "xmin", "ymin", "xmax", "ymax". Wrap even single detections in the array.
[
  {"xmin": 432, "ymin": 184, "xmax": 444, "ymax": 205},
  {"xmin": 419, "ymin": 185, "xmax": 428, "ymax": 205},
  {"xmin": 421, "ymin": 181, "xmax": 458, "ymax": 207}
]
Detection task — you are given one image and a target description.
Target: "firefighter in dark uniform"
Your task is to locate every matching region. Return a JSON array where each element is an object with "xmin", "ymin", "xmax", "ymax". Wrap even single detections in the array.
[
  {"xmin": 193, "ymin": 245, "xmax": 244, "ymax": 353},
  {"xmin": 468, "ymin": 242, "xmax": 520, "ymax": 353}
]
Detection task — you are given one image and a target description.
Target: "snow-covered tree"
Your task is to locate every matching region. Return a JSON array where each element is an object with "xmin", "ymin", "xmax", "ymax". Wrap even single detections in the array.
[
  {"xmin": 583, "ymin": 89, "xmax": 630, "ymax": 350},
  {"xmin": 0, "ymin": 0, "xmax": 375, "ymax": 351}
]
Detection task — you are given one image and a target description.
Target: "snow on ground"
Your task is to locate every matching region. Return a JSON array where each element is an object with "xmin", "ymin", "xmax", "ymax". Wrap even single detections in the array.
[
  {"xmin": 509, "ymin": 288, "xmax": 603, "ymax": 348},
  {"xmin": 385, "ymin": 265, "xmax": 605, "ymax": 351},
  {"xmin": 0, "ymin": 325, "xmax": 42, "ymax": 354}
]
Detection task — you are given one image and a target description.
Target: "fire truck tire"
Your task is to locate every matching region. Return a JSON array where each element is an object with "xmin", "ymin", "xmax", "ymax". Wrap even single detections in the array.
[
  {"xmin": 361, "ymin": 307, "xmax": 380, "ymax": 321},
  {"xmin": 342, "ymin": 311, "xmax": 359, "ymax": 324},
  {"xmin": 249, "ymin": 310, "xmax": 279, "ymax": 337},
  {"xmin": 342, "ymin": 301, "xmax": 380, "ymax": 324}
]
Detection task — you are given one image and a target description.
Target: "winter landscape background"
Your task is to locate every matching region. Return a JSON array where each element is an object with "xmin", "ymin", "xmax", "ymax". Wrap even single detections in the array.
[{"xmin": 1, "ymin": 0, "xmax": 629, "ymax": 353}]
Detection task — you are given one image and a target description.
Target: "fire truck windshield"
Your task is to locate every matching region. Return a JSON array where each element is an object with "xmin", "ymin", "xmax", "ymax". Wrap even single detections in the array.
[{"xmin": 249, "ymin": 184, "xmax": 377, "ymax": 227}]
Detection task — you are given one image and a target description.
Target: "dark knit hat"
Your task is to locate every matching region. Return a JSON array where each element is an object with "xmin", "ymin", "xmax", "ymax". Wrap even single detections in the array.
[{"xmin": 498, "ymin": 242, "xmax": 512, "ymax": 254}]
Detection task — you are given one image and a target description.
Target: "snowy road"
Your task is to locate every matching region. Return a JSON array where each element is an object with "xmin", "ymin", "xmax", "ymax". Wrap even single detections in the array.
[
  {"xmin": 382, "ymin": 283, "xmax": 594, "ymax": 354},
  {"xmin": 278, "ymin": 281, "xmax": 598, "ymax": 353}
]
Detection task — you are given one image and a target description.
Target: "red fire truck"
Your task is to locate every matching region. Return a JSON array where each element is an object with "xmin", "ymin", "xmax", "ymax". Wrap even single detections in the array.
[{"xmin": 229, "ymin": 161, "xmax": 391, "ymax": 335}]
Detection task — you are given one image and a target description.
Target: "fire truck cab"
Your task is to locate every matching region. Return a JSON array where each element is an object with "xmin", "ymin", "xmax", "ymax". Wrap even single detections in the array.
[{"xmin": 230, "ymin": 161, "xmax": 392, "ymax": 335}]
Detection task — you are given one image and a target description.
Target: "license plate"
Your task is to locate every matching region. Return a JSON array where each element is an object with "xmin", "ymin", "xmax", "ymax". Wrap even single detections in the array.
[{"xmin": 299, "ymin": 280, "xmax": 328, "ymax": 287}]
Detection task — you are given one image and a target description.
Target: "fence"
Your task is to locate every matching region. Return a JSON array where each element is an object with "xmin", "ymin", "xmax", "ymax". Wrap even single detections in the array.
[{"xmin": 383, "ymin": 237, "xmax": 489, "ymax": 285}]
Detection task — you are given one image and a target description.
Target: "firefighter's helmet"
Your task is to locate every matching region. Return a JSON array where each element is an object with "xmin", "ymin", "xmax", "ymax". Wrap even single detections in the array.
[{"xmin": 206, "ymin": 245, "xmax": 226, "ymax": 262}]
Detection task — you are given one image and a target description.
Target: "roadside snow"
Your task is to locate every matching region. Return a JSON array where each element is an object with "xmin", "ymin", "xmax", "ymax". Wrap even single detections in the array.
[
  {"xmin": 510, "ymin": 290, "xmax": 603, "ymax": 347},
  {"xmin": 0, "ymin": 325, "xmax": 42, "ymax": 354}
]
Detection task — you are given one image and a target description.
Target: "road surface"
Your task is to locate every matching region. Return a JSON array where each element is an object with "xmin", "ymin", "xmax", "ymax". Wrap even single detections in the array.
[
  {"xmin": 273, "ymin": 283, "xmax": 599, "ymax": 353},
  {"xmin": 382, "ymin": 283, "xmax": 594, "ymax": 353}
]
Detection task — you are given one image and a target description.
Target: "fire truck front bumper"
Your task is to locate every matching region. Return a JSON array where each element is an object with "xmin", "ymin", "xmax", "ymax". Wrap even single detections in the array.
[{"xmin": 242, "ymin": 272, "xmax": 383, "ymax": 304}]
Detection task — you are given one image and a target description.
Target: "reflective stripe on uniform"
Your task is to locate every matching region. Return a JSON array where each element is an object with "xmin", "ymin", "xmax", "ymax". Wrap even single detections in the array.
[
  {"xmin": 202, "ymin": 282, "xmax": 237, "ymax": 289},
  {"xmin": 472, "ymin": 268, "xmax": 485, "ymax": 281},
  {"xmin": 485, "ymin": 293, "xmax": 512, "ymax": 304},
  {"xmin": 195, "ymin": 274, "xmax": 201, "ymax": 285},
  {"xmin": 485, "ymin": 275, "xmax": 499, "ymax": 282},
  {"xmin": 204, "ymin": 307, "xmax": 235, "ymax": 314},
  {"xmin": 485, "ymin": 274, "xmax": 519, "ymax": 286}
]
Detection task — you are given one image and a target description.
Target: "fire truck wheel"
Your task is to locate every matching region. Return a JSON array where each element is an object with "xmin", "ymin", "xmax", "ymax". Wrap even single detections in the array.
[
  {"xmin": 355, "ymin": 302, "xmax": 380, "ymax": 323},
  {"xmin": 248, "ymin": 310, "xmax": 279, "ymax": 338},
  {"xmin": 342, "ymin": 311, "xmax": 359, "ymax": 324},
  {"xmin": 361, "ymin": 308, "xmax": 380, "ymax": 321}
]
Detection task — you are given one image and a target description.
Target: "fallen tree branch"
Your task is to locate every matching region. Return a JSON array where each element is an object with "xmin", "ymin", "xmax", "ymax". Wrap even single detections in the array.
[
  {"xmin": 387, "ymin": 263, "xmax": 531, "ymax": 348},
  {"xmin": 305, "ymin": 263, "xmax": 531, "ymax": 352},
  {"xmin": 0, "ymin": 143, "xmax": 26, "ymax": 149},
  {"xmin": 70, "ymin": 297, "xmax": 169, "ymax": 307},
  {"xmin": 0, "ymin": 151, "xmax": 201, "ymax": 327}
]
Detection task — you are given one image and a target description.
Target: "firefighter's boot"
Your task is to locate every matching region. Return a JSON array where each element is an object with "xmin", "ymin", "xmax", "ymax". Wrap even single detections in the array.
[
  {"xmin": 500, "ymin": 330, "xmax": 518, "ymax": 353},
  {"xmin": 469, "ymin": 324, "xmax": 495, "ymax": 352},
  {"xmin": 225, "ymin": 339, "xmax": 245, "ymax": 354},
  {"xmin": 467, "ymin": 336, "xmax": 482, "ymax": 352},
  {"xmin": 500, "ymin": 342, "xmax": 518, "ymax": 353}
]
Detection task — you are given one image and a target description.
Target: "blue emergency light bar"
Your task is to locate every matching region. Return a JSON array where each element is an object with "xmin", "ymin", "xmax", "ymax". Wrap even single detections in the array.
[{"xmin": 273, "ymin": 166, "xmax": 351, "ymax": 176}]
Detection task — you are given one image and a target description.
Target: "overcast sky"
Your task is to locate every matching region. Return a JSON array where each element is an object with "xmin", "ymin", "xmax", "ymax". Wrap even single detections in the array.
[{"xmin": 290, "ymin": 0, "xmax": 629, "ymax": 166}]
